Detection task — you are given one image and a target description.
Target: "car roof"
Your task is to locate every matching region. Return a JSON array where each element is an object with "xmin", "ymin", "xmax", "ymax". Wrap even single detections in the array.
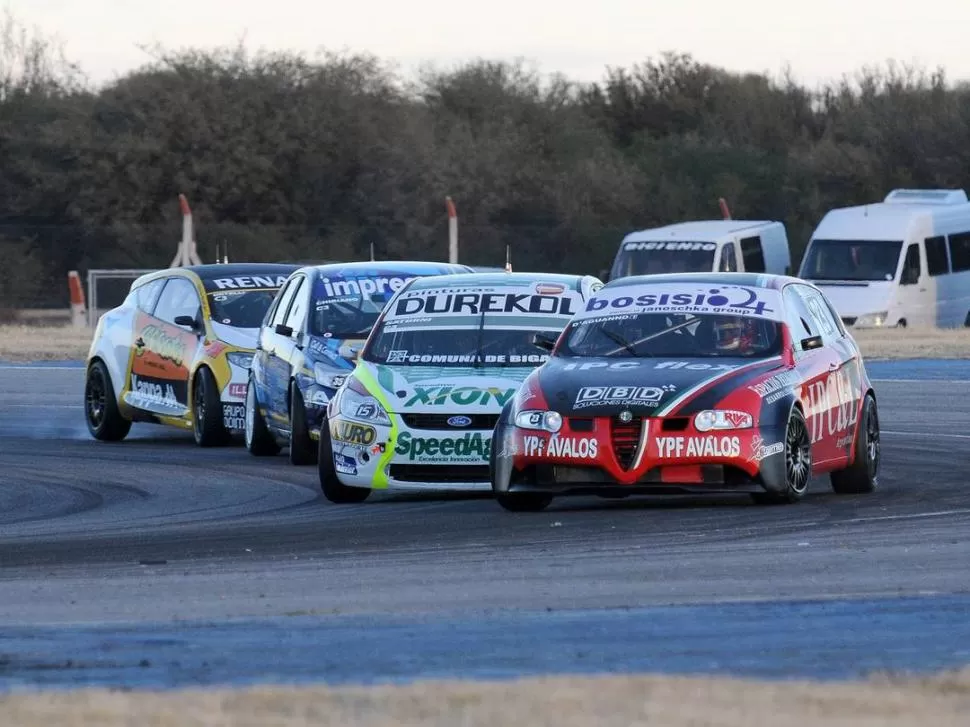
[
  {"xmin": 301, "ymin": 260, "xmax": 472, "ymax": 277},
  {"xmin": 404, "ymin": 271, "xmax": 592, "ymax": 290},
  {"xmin": 602, "ymin": 272, "xmax": 800, "ymax": 291},
  {"xmin": 132, "ymin": 263, "xmax": 300, "ymax": 288},
  {"xmin": 622, "ymin": 220, "xmax": 779, "ymax": 242}
]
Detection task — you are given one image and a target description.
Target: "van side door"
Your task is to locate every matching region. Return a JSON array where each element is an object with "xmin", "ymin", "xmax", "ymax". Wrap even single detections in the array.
[{"xmin": 896, "ymin": 242, "xmax": 932, "ymax": 326}]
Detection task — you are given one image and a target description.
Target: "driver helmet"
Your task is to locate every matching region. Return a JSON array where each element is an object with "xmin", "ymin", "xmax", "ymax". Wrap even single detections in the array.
[{"xmin": 713, "ymin": 316, "xmax": 760, "ymax": 353}]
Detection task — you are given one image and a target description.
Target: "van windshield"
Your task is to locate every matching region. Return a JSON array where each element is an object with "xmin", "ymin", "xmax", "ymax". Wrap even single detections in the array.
[
  {"xmin": 610, "ymin": 241, "xmax": 717, "ymax": 278},
  {"xmin": 800, "ymin": 239, "xmax": 903, "ymax": 281}
]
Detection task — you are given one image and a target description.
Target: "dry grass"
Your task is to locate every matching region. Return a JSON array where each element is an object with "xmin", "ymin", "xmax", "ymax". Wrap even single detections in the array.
[
  {"xmin": 850, "ymin": 326, "xmax": 970, "ymax": 359},
  {"xmin": 3, "ymin": 670, "xmax": 970, "ymax": 726},
  {"xmin": 0, "ymin": 324, "xmax": 93, "ymax": 362}
]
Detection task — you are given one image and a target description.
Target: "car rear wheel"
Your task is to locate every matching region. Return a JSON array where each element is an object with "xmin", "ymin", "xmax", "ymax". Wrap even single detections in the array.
[
  {"xmin": 84, "ymin": 360, "xmax": 131, "ymax": 441},
  {"xmin": 752, "ymin": 406, "xmax": 811, "ymax": 505},
  {"xmin": 288, "ymin": 383, "xmax": 317, "ymax": 466},
  {"xmin": 318, "ymin": 420, "xmax": 371, "ymax": 503},
  {"xmin": 244, "ymin": 377, "xmax": 280, "ymax": 456},
  {"xmin": 830, "ymin": 394, "xmax": 879, "ymax": 494},
  {"xmin": 193, "ymin": 367, "xmax": 230, "ymax": 447}
]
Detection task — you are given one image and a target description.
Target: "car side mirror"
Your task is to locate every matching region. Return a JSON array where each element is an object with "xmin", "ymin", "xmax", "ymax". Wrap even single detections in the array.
[
  {"xmin": 532, "ymin": 332, "xmax": 557, "ymax": 352},
  {"xmin": 800, "ymin": 335, "xmax": 824, "ymax": 351},
  {"xmin": 275, "ymin": 323, "xmax": 293, "ymax": 337},
  {"xmin": 174, "ymin": 314, "xmax": 200, "ymax": 333}
]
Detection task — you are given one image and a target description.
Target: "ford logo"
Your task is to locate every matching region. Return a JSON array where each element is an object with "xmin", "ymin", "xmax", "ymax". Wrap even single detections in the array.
[{"xmin": 447, "ymin": 415, "xmax": 472, "ymax": 427}]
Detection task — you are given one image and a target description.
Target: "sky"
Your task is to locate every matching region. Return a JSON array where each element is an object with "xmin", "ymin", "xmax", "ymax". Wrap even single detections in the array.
[{"xmin": 10, "ymin": 0, "xmax": 970, "ymax": 88}]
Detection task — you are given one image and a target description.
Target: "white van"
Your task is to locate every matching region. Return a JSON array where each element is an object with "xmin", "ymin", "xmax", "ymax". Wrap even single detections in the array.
[
  {"xmin": 606, "ymin": 220, "xmax": 792, "ymax": 281},
  {"xmin": 798, "ymin": 189, "xmax": 970, "ymax": 328}
]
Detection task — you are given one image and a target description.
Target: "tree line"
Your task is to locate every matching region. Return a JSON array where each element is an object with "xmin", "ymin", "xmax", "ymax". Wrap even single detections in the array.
[{"xmin": 2, "ymin": 11, "xmax": 969, "ymax": 310}]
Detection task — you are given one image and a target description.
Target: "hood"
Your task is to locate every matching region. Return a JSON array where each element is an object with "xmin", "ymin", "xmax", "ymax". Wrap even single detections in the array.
[
  {"xmin": 362, "ymin": 363, "xmax": 534, "ymax": 414},
  {"xmin": 306, "ymin": 336, "xmax": 366, "ymax": 372},
  {"xmin": 805, "ymin": 280, "xmax": 893, "ymax": 318},
  {"xmin": 210, "ymin": 322, "xmax": 259, "ymax": 350},
  {"xmin": 538, "ymin": 356, "xmax": 784, "ymax": 417}
]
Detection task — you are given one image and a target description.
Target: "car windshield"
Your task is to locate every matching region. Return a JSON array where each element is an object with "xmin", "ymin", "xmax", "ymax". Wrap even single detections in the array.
[
  {"xmin": 610, "ymin": 242, "xmax": 717, "ymax": 277},
  {"xmin": 207, "ymin": 290, "xmax": 280, "ymax": 328},
  {"xmin": 309, "ymin": 279, "xmax": 394, "ymax": 339},
  {"xmin": 800, "ymin": 239, "xmax": 903, "ymax": 281},
  {"xmin": 365, "ymin": 326, "xmax": 556, "ymax": 367},
  {"xmin": 558, "ymin": 312, "xmax": 783, "ymax": 359}
]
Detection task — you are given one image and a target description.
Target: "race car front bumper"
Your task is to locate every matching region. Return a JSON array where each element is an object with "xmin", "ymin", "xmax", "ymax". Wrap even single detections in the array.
[{"xmin": 492, "ymin": 415, "xmax": 788, "ymax": 496}]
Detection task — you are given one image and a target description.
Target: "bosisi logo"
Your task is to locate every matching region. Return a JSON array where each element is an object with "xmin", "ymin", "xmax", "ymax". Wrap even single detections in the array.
[{"xmin": 447, "ymin": 415, "xmax": 472, "ymax": 428}]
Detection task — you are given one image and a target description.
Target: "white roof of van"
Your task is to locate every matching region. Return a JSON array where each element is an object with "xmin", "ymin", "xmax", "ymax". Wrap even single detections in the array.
[
  {"xmin": 622, "ymin": 220, "xmax": 777, "ymax": 243},
  {"xmin": 813, "ymin": 201, "xmax": 970, "ymax": 240}
]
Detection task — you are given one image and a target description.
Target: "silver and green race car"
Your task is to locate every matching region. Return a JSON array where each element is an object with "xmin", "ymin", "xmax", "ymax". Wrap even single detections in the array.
[{"xmin": 317, "ymin": 272, "xmax": 603, "ymax": 502}]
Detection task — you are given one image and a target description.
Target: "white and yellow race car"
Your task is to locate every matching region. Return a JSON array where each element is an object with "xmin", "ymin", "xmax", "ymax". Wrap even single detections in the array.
[{"xmin": 84, "ymin": 263, "xmax": 298, "ymax": 445}]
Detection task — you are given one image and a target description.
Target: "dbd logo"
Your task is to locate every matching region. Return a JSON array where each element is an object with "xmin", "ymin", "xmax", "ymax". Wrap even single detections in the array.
[{"xmin": 573, "ymin": 385, "xmax": 672, "ymax": 409}]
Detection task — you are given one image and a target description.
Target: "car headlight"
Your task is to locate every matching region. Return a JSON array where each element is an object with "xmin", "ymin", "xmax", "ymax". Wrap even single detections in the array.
[
  {"xmin": 855, "ymin": 311, "xmax": 888, "ymax": 327},
  {"xmin": 694, "ymin": 410, "xmax": 753, "ymax": 432},
  {"xmin": 226, "ymin": 352, "xmax": 254, "ymax": 369},
  {"xmin": 514, "ymin": 409, "xmax": 563, "ymax": 433},
  {"xmin": 336, "ymin": 384, "xmax": 391, "ymax": 426},
  {"xmin": 314, "ymin": 362, "xmax": 347, "ymax": 390}
]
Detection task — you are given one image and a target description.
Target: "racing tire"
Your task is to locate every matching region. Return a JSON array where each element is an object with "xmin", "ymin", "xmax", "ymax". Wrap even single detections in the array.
[
  {"xmin": 84, "ymin": 360, "xmax": 131, "ymax": 442},
  {"xmin": 192, "ymin": 367, "xmax": 230, "ymax": 447},
  {"xmin": 244, "ymin": 377, "xmax": 280, "ymax": 456},
  {"xmin": 288, "ymin": 383, "xmax": 317, "ymax": 466},
  {"xmin": 318, "ymin": 420, "xmax": 371, "ymax": 504},
  {"xmin": 495, "ymin": 492, "xmax": 554, "ymax": 512},
  {"xmin": 751, "ymin": 406, "xmax": 811, "ymax": 505},
  {"xmin": 830, "ymin": 393, "xmax": 879, "ymax": 495}
]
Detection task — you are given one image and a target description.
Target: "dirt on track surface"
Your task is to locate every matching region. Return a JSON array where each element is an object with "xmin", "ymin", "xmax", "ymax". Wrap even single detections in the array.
[{"xmin": 4, "ymin": 670, "xmax": 970, "ymax": 726}]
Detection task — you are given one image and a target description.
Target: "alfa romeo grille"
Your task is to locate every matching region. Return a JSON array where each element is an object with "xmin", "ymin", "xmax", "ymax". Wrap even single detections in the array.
[{"xmin": 610, "ymin": 415, "xmax": 643, "ymax": 469}]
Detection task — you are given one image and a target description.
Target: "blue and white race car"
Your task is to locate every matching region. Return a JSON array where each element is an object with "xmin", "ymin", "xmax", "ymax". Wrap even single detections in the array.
[
  {"xmin": 244, "ymin": 260, "xmax": 471, "ymax": 464},
  {"xmin": 317, "ymin": 272, "xmax": 603, "ymax": 502}
]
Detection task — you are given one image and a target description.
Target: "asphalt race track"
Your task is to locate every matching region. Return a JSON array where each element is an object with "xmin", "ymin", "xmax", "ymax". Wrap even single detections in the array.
[{"xmin": 2, "ymin": 363, "xmax": 970, "ymax": 689}]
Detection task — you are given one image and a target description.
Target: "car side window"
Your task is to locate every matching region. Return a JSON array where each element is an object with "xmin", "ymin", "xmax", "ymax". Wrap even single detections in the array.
[
  {"xmin": 284, "ymin": 276, "xmax": 309, "ymax": 333},
  {"xmin": 782, "ymin": 285, "xmax": 819, "ymax": 353},
  {"xmin": 270, "ymin": 279, "xmax": 299, "ymax": 328},
  {"xmin": 134, "ymin": 279, "xmax": 165, "ymax": 314},
  {"xmin": 153, "ymin": 278, "xmax": 201, "ymax": 326},
  {"xmin": 740, "ymin": 236, "xmax": 766, "ymax": 273},
  {"xmin": 796, "ymin": 285, "xmax": 840, "ymax": 341}
]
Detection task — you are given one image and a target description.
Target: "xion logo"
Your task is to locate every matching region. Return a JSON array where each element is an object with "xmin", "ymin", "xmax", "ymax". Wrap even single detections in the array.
[
  {"xmin": 136, "ymin": 325, "xmax": 185, "ymax": 366},
  {"xmin": 394, "ymin": 431, "xmax": 491, "ymax": 460},
  {"xmin": 211, "ymin": 275, "xmax": 289, "ymax": 290},
  {"xmin": 330, "ymin": 420, "xmax": 377, "ymax": 446},
  {"xmin": 623, "ymin": 241, "xmax": 717, "ymax": 252},
  {"xmin": 321, "ymin": 276, "xmax": 415, "ymax": 299},
  {"xmin": 523, "ymin": 435, "xmax": 598, "ymax": 459},
  {"xmin": 393, "ymin": 292, "xmax": 576, "ymax": 317},
  {"xmin": 404, "ymin": 385, "xmax": 516, "ymax": 408},
  {"xmin": 585, "ymin": 287, "xmax": 774, "ymax": 316},
  {"xmin": 656, "ymin": 435, "xmax": 741, "ymax": 459}
]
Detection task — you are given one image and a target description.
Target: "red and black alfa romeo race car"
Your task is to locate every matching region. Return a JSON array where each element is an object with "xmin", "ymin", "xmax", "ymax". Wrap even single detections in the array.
[{"xmin": 489, "ymin": 273, "xmax": 880, "ymax": 511}]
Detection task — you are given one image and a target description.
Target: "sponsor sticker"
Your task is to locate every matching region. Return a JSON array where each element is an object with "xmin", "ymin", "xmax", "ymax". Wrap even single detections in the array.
[
  {"xmin": 394, "ymin": 431, "xmax": 491, "ymax": 461},
  {"xmin": 523, "ymin": 434, "xmax": 598, "ymax": 459},
  {"xmin": 748, "ymin": 371, "xmax": 800, "ymax": 400},
  {"xmin": 583, "ymin": 285, "xmax": 780, "ymax": 318},
  {"xmin": 560, "ymin": 361, "xmax": 642, "ymax": 371},
  {"xmin": 573, "ymin": 385, "xmax": 675, "ymax": 410},
  {"xmin": 805, "ymin": 367, "xmax": 860, "ymax": 444},
  {"xmin": 319, "ymin": 275, "xmax": 415, "ymax": 299},
  {"xmin": 334, "ymin": 453, "xmax": 358, "ymax": 476},
  {"xmin": 390, "ymin": 291, "xmax": 577, "ymax": 318},
  {"xmin": 656, "ymin": 435, "xmax": 741, "ymax": 459},
  {"xmin": 750, "ymin": 435, "xmax": 784, "ymax": 462},
  {"xmin": 228, "ymin": 383, "xmax": 247, "ymax": 399},
  {"xmin": 222, "ymin": 403, "xmax": 246, "ymax": 430},
  {"xmin": 210, "ymin": 275, "xmax": 290, "ymax": 290},
  {"xmin": 403, "ymin": 385, "xmax": 516, "ymax": 408},
  {"xmin": 387, "ymin": 352, "xmax": 546, "ymax": 365},
  {"xmin": 330, "ymin": 420, "xmax": 377, "ymax": 446},
  {"xmin": 652, "ymin": 361, "xmax": 741, "ymax": 372},
  {"xmin": 131, "ymin": 374, "xmax": 179, "ymax": 404}
]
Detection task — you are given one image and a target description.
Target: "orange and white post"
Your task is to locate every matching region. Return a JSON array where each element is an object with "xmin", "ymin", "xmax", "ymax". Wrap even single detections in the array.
[
  {"xmin": 68, "ymin": 270, "xmax": 87, "ymax": 328},
  {"xmin": 446, "ymin": 196, "xmax": 458, "ymax": 264}
]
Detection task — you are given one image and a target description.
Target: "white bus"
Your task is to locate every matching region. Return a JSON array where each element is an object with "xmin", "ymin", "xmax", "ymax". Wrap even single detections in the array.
[
  {"xmin": 799, "ymin": 189, "xmax": 970, "ymax": 328},
  {"xmin": 606, "ymin": 220, "xmax": 792, "ymax": 281}
]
